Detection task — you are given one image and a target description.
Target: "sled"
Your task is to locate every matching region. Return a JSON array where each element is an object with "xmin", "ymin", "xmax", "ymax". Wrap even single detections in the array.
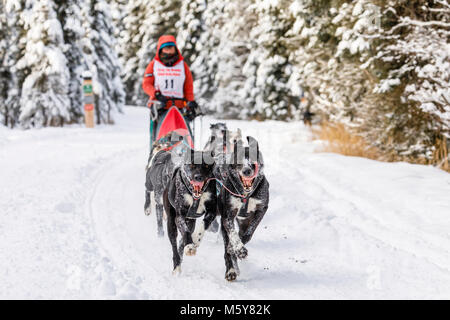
[{"xmin": 149, "ymin": 100, "xmax": 194, "ymax": 154}]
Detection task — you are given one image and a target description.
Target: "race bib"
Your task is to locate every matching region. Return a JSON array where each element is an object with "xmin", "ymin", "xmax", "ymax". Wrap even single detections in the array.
[{"xmin": 154, "ymin": 60, "xmax": 186, "ymax": 99}]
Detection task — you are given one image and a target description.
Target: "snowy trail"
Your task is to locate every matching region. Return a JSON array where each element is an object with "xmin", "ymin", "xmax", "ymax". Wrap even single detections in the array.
[{"xmin": 1, "ymin": 107, "xmax": 450, "ymax": 299}]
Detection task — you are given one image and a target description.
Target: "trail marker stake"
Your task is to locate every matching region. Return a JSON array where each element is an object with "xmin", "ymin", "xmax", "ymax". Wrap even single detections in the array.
[{"xmin": 83, "ymin": 72, "xmax": 94, "ymax": 128}]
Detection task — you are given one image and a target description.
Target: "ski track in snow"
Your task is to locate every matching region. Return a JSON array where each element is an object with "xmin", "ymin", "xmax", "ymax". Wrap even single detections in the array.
[{"xmin": 1, "ymin": 107, "xmax": 450, "ymax": 299}]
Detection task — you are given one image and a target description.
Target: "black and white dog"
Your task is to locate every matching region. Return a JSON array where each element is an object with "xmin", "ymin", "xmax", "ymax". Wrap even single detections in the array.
[
  {"xmin": 216, "ymin": 136, "xmax": 269, "ymax": 281},
  {"xmin": 144, "ymin": 132, "xmax": 185, "ymax": 237},
  {"xmin": 144, "ymin": 149, "xmax": 173, "ymax": 237},
  {"xmin": 205, "ymin": 124, "xmax": 243, "ymax": 233},
  {"xmin": 164, "ymin": 149, "xmax": 217, "ymax": 274},
  {"xmin": 205, "ymin": 123, "xmax": 243, "ymax": 158},
  {"xmin": 204, "ymin": 123, "xmax": 228, "ymax": 155}
]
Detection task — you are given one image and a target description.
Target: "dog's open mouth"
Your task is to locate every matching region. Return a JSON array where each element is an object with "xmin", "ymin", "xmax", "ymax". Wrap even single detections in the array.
[
  {"xmin": 240, "ymin": 176, "xmax": 254, "ymax": 192},
  {"xmin": 190, "ymin": 181, "xmax": 205, "ymax": 199},
  {"xmin": 240, "ymin": 162, "xmax": 259, "ymax": 192}
]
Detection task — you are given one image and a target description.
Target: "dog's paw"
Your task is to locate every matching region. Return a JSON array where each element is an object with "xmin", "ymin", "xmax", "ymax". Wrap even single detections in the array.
[
  {"xmin": 227, "ymin": 244, "xmax": 248, "ymax": 260},
  {"xmin": 172, "ymin": 266, "xmax": 182, "ymax": 275},
  {"xmin": 144, "ymin": 207, "xmax": 152, "ymax": 216},
  {"xmin": 225, "ymin": 269, "xmax": 237, "ymax": 282},
  {"xmin": 184, "ymin": 244, "xmax": 197, "ymax": 256},
  {"xmin": 235, "ymin": 246, "xmax": 248, "ymax": 260}
]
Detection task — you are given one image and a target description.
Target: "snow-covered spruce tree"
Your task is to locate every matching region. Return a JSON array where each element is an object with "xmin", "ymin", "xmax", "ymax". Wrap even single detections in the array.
[
  {"xmin": 0, "ymin": 1, "xmax": 9, "ymax": 126},
  {"xmin": 57, "ymin": 0, "xmax": 86, "ymax": 123},
  {"xmin": 287, "ymin": 0, "xmax": 377, "ymax": 125},
  {"xmin": 0, "ymin": 0, "xmax": 28, "ymax": 128},
  {"xmin": 288, "ymin": 0, "xmax": 448, "ymax": 163},
  {"xmin": 82, "ymin": 0, "xmax": 125, "ymax": 124},
  {"xmin": 288, "ymin": 0, "xmax": 399, "ymax": 152},
  {"xmin": 323, "ymin": 0, "xmax": 377, "ymax": 126},
  {"xmin": 133, "ymin": 0, "xmax": 181, "ymax": 106},
  {"xmin": 286, "ymin": 0, "xmax": 332, "ymax": 120},
  {"xmin": 242, "ymin": 1, "xmax": 298, "ymax": 120},
  {"xmin": 108, "ymin": 0, "xmax": 127, "ymax": 53},
  {"xmin": 176, "ymin": 0, "xmax": 207, "ymax": 66},
  {"xmin": 119, "ymin": 0, "xmax": 149, "ymax": 105},
  {"xmin": 17, "ymin": 0, "xmax": 71, "ymax": 128},
  {"xmin": 209, "ymin": 0, "xmax": 257, "ymax": 118},
  {"xmin": 188, "ymin": 0, "xmax": 226, "ymax": 113},
  {"xmin": 364, "ymin": 0, "xmax": 450, "ymax": 161}
]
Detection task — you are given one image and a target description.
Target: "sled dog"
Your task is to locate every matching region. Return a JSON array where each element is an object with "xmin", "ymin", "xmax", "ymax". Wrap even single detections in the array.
[
  {"xmin": 164, "ymin": 149, "xmax": 217, "ymax": 274},
  {"xmin": 215, "ymin": 136, "xmax": 269, "ymax": 281}
]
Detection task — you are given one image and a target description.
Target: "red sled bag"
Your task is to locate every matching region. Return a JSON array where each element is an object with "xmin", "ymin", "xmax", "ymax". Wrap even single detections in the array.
[{"xmin": 154, "ymin": 106, "xmax": 194, "ymax": 151}]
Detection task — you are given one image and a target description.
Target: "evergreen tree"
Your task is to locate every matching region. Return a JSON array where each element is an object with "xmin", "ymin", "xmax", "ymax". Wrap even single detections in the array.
[
  {"xmin": 287, "ymin": 0, "xmax": 448, "ymax": 162},
  {"xmin": 108, "ymin": 0, "xmax": 127, "ymax": 52},
  {"xmin": 82, "ymin": 0, "xmax": 125, "ymax": 124},
  {"xmin": 1, "ymin": 0, "xmax": 28, "ymax": 128},
  {"xmin": 0, "ymin": 0, "xmax": 9, "ymax": 126},
  {"xmin": 188, "ymin": 0, "xmax": 225, "ymax": 113},
  {"xmin": 57, "ymin": 0, "xmax": 86, "ymax": 123},
  {"xmin": 289, "ymin": 0, "xmax": 376, "ymax": 123},
  {"xmin": 210, "ymin": 0, "xmax": 256, "ymax": 118},
  {"xmin": 366, "ymin": 0, "xmax": 450, "ymax": 159},
  {"xmin": 17, "ymin": 0, "xmax": 71, "ymax": 128},
  {"xmin": 119, "ymin": 0, "xmax": 149, "ymax": 105},
  {"xmin": 242, "ymin": 1, "xmax": 298, "ymax": 120},
  {"xmin": 176, "ymin": 0, "xmax": 207, "ymax": 66}
]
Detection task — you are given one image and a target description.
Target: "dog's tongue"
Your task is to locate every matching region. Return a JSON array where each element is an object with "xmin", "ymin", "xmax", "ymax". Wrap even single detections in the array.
[
  {"xmin": 191, "ymin": 181, "xmax": 204, "ymax": 197},
  {"xmin": 241, "ymin": 177, "xmax": 253, "ymax": 189}
]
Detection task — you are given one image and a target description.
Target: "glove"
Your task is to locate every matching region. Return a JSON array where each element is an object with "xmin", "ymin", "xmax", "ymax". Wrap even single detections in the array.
[
  {"xmin": 155, "ymin": 92, "xmax": 167, "ymax": 109},
  {"xmin": 186, "ymin": 101, "xmax": 200, "ymax": 118},
  {"xmin": 185, "ymin": 101, "xmax": 198, "ymax": 121}
]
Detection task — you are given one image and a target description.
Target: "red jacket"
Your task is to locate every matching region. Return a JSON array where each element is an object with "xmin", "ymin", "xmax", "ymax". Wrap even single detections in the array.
[{"xmin": 142, "ymin": 35, "xmax": 194, "ymax": 109}]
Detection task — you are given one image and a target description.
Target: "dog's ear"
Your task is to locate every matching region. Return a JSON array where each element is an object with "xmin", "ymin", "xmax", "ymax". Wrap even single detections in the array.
[
  {"xmin": 247, "ymin": 136, "xmax": 259, "ymax": 162},
  {"xmin": 247, "ymin": 136, "xmax": 258, "ymax": 148},
  {"xmin": 237, "ymin": 128, "xmax": 242, "ymax": 138}
]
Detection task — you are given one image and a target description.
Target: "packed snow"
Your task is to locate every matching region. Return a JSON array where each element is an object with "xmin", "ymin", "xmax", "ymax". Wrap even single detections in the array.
[{"xmin": 1, "ymin": 107, "xmax": 450, "ymax": 299}]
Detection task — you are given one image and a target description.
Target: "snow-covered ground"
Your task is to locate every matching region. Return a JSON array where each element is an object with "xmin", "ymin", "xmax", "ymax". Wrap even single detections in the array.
[{"xmin": 1, "ymin": 106, "xmax": 450, "ymax": 299}]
